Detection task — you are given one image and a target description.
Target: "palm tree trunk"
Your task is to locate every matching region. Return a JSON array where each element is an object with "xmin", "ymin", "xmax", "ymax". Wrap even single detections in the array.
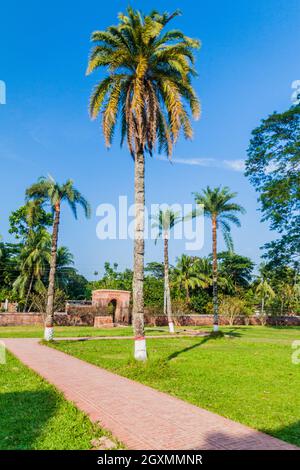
[
  {"xmin": 261, "ymin": 295, "xmax": 265, "ymax": 315},
  {"xmin": 212, "ymin": 214, "xmax": 219, "ymax": 331},
  {"xmin": 164, "ymin": 235, "xmax": 174, "ymax": 333},
  {"xmin": 186, "ymin": 285, "xmax": 190, "ymax": 304},
  {"xmin": 44, "ymin": 205, "xmax": 60, "ymax": 341},
  {"xmin": 132, "ymin": 151, "xmax": 147, "ymax": 360}
]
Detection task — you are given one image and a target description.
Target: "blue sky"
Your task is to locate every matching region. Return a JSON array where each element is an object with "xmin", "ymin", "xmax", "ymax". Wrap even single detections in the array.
[{"xmin": 0, "ymin": 0, "xmax": 299, "ymax": 278}]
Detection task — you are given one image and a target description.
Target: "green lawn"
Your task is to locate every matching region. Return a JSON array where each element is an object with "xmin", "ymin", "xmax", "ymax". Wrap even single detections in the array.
[
  {"xmin": 0, "ymin": 324, "xmax": 215, "ymax": 338},
  {"xmin": 0, "ymin": 325, "xmax": 178, "ymax": 338},
  {"xmin": 49, "ymin": 326, "xmax": 300, "ymax": 447},
  {"xmin": 0, "ymin": 351, "xmax": 119, "ymax": 450}
]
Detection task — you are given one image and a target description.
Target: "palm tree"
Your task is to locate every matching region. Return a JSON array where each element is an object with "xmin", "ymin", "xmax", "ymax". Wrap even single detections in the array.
[
  {"xmin": 13, "ymin": 228, "xmax": 51, "ymax": 311},
  {"xmin": 172, "ymin": 254, "xmax": 210, "ymax": 304},
  {"xmin": 55, "ymin": 246, "xmax": 75, "ymax": 291},
  {"xmin": 193, "ymin": 187, "xmax": 245, "ymax": 331},
  {"xmin": 255, "ymin": 265, "xmax": 275, "ymax": 316},
  {"xmin": 87, "ymin": 8, "xmax": 200, "ymax": 360},
  {"xmin": 152, "ymin": 209, "xmax": 181, "ymax": 333},
  {"xmin": 26, "ymin": 176, "xmax": 90, "ymax": 340}
]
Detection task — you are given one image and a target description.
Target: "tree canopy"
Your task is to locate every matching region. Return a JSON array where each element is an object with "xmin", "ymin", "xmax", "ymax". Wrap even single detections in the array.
[{"xmin": 246, "ymin": 104, "xmax": 300, "ymax": 266}]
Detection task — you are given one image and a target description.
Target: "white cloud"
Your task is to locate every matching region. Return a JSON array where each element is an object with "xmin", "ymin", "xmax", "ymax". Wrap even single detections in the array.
[
  {"xmin": 223, "ymin": 159, "xmax": 246, "ymax": 172},
  {"xmin": 156, "ymin": 156, "xmax": 246, "ymax": 172}
]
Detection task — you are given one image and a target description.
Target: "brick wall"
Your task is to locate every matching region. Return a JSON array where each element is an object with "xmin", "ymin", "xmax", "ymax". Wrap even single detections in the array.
[
  {"xmin": 0, "ymin": 312, "xmax": 299, "ymax": 327},
  {"xmin": 0, "ymin": 313, "xmax": 44, "ymax": 326},
  {"xmin": 144, "ymin": 313, "xmax": 300, "ymax": 327},
  {"xmin": 94, "ymin": 315, "xmax": 114, "ymax": 327}
]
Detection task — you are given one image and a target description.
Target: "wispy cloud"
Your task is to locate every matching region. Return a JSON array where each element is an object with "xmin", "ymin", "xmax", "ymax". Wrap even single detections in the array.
[
  {"xmin": 223, "ymin": 159, "xmax": 246, "ymax": 172},
  {"xmin": 156, "ymin": 156, "xmax": 245, "ymax": 172}
]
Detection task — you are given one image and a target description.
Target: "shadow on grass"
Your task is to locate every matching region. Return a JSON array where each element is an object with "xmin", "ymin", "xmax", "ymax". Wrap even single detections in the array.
[
  {"xmin": 196, "ymin": 425, "xmax": 299, "ymax": 449},
  {"xmin": 270, "ymin": 420, "xmax": 300, "ymax": 448},
  {"xmin": 0, "ymin": 390, "xmax": 57, "ymax": 450},
  {"xmin": 167, "ymin": 329, "xmax": 242, "ymax": 361}
]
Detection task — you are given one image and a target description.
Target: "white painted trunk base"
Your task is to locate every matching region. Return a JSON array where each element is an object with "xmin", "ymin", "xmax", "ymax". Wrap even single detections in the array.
[
  {"xmin": 44, "ymin": 327, "xmax": 54, "ymax": 341},
  {"xmin": 134, "ymin": 338, "xmax": 147, "ymax": 361},
  {"xmin": 168, "ymin": 322, "xmax": 175, "ymax": 333},
  {"xmin": 213, "ymin": 324, "xmax": 219, "ymax": 332}
]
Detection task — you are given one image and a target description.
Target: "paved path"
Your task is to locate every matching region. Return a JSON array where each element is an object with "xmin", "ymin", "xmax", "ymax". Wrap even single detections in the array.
[{"xmin": 3, "ymin": 338, "xmax": 298, "ymax": 450}]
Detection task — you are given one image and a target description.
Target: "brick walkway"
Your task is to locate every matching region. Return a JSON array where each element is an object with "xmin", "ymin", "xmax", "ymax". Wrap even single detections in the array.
[{"xmin": 3, "ymin": 338, "xmax": 298, "ymax": 450}]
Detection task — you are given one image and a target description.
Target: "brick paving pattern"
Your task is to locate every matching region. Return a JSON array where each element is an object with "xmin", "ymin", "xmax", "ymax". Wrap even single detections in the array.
[{"xmin": 4, "ymin": 338, "xmax": 298, "ymax": 450}]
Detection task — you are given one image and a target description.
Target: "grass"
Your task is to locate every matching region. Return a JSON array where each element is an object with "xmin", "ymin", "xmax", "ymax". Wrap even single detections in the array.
[
  {"xmin": 48, "ymin": 326, "xmax": 300, "ymax": 447},
  {"xmin": 0, "ymin": 325, "xmax": 180, "ymax": 338},
  {"xmin": 0, "ymin": 351, "xmax": 120, "ymax": 450},
  {"xmin": 0, "ymin": 326, "xmax": 209, "ymax": 338}
]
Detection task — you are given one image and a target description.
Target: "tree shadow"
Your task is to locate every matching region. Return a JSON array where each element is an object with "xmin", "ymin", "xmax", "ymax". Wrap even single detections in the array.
[
  {"xmin": 270, "ymin": 420, "xmax": 300, "ymax": 448},
  {"xmin": 0, "ymin": 391, "xmax": 58, "ymax": 449},
  {"xmin": 191, "ymin": 421, "xmax": 300, "ymax": 450},
  {"xmin": 167, "ymin": 329, "xmax": 242, "ymax": 361},
  {"xmin": 223, "ymin": 329, "xmax": 242, "ymax": 338}
]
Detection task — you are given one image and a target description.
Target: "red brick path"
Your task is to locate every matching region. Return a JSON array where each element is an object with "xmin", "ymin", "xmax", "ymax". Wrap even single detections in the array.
[{"xmin": 3, "ymin": 338, "xmax": 298, "ymax": 450}]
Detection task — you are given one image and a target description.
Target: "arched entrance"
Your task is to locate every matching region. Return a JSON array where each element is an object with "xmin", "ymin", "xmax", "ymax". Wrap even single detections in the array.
[
  {"xmin": 92, "ymin": 289, "xmax": 131, "ymax": 324},
  {"xmin": 107, "ymin": 299, "xmax": 117, "ymax": 323}
]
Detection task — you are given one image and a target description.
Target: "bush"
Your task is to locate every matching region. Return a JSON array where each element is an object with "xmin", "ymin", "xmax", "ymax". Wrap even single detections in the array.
[{"xmin": 219, "ymin": 296, "xmax": 248, "ymax": 326}]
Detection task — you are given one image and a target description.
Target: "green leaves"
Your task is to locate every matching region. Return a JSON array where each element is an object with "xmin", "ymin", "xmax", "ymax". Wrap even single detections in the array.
[
  {"xmin": 26, "ymin": 176, "xmax": 91, "ymax": 220},
  {"xmin": 246, "ymin": 104, "xmax": 300, "ymax": 265},
  {"xmin": 193, "ymin": 186, "xmax": 245, "ymax": 253},
  {"xmin": 87, "ymin": 7, "xmax": 200, "ymax": 158}
]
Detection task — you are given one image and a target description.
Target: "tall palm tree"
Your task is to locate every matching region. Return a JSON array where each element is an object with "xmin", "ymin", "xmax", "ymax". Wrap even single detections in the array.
[
  {"xmin": 26, "ymin": 176, "xmax": 90, "ymax": 340},
  {"xmin": 193, "ymin": 187, "xmax": 245, "ymax": 331},
  {"xmin": 172, "ymin": 254, "xmax": 210, "ymax": 304},
  {"xmin": 152, "ymin": 209, "xmax": 181, "ymax": 333},
  {"xmin": 87, "ymin": 8, "xmax": 200, "ymax": 360}
]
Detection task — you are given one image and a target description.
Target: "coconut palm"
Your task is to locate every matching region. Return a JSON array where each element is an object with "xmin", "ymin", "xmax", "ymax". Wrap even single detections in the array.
[
  {"xmin": 193, "ymin": 187, "xmax": 245, "ymax": 331},
  {"xmin": 87, "ymin": 8, "xmax": 200, "ymax": 359},
  {"xmin": 13, "ymin": 228, "xmax": 51, "ymax": 311},
  {"xmin": 172, "ymin": 254, "xmax": 210, "ymax": 304},
  {"xmin": 26, "ymin": 176, "xmax": 90, "ymax": 340},
  {"xmin": 152, "ymin": 209, "xmax": 181, "ymax": 333}
]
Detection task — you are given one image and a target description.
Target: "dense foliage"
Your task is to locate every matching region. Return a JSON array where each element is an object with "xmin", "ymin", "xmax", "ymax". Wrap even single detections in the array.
[{"xmin": 246, "ymin": 104, "xmax": 300, "ymax": 266}]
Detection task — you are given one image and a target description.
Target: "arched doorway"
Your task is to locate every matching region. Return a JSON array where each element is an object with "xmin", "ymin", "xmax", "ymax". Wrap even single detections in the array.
[
  {"xmin": 92, "ymin": 289, "xmax": 131, "ymax": 324},
  {"xmin": 107, "ymin": 299, "xmax": 117, "ymax": 323}
]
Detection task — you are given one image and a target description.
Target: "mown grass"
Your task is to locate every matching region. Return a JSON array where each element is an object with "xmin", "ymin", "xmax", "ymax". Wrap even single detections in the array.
[
  {"xmin": 0, "ymin": 325, "xmax": 176, "ymax": 338},
  {"xmin": 0, "ymin": 352, "xmax": 119, "ymax": 449},
  {"xmin": 49, "ymin": 326, "xmax": 300, "ymax": 447}
]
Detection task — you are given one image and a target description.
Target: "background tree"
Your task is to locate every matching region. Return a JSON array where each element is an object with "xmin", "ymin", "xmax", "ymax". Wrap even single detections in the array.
[
  {"xmin": 172, "ymin": 254, "xmax": 210, "ymax": 304},
  {"xmin": 9, "ymin": 200, "xmax": 52, "ymax": 239},
  {"xmin": 254, "ymin": 265, "xmax": 275, "ymax": 317},
  {"xmin": 13, "ymin": 228, "xmax": 51, "ymax": 311},
  {"xmin": 193, "ymin": 187, "xmax": 245, "ymax": 331},
  {"xmin": 246, "ymin": 104, "xmax": 300, "ymax": 266},
  {"xmin": 55, "ymin": 247, "xmax": 88, "ymax": 300},
  {"xmin": 26, "ymin": 176, "xmax": 90, "ymax": 340},
  {"xmin": 0, "ymin": 242, "xmax": 21, "ymax": 302},
  {"xmin": 145, "ymin": 262, "xmax": 164, "ymax": 279},
  {"xmin": 218, "ymin": 251, "xmax": 254, "ymax": 291},
  {"xmin": 87, "ymin": 7, "xmax": 200, "ymax": 359},
  {"xmin": 152, "ymin": 209, "xmax": 181, "ymax": 333}
]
